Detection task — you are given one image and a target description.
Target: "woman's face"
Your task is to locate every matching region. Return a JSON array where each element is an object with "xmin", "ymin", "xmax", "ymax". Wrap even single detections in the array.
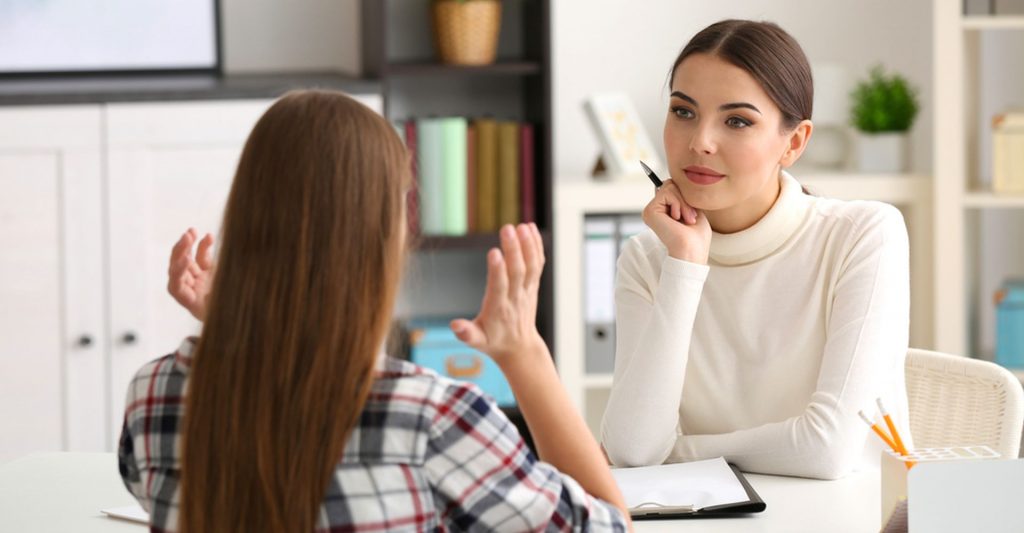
[{"xmin": 663, "ymin": 53, "xmax": 804, "ymax": 216}]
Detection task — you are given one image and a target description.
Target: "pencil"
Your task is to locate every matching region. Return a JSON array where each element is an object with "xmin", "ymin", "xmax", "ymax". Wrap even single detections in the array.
[
  {"xmin": 876, "ymin": 398, "xmax": 909, "ymax": 456},
  {"xmin": 859, "ymin": 410, "xmax": 915, "ymax": 469},
  {"xmin": 639, "ymin": 160, "xmax": 663, "ymax": 189},
  {"xmin": 858, "ymin": 410, "xmax": 899, "ymax": 451}
]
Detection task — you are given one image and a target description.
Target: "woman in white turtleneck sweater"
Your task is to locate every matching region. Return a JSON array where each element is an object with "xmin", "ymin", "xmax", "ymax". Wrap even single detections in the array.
[{"xmin": 600, "ymin": 20, "xmax": 912, "ymax": 480}]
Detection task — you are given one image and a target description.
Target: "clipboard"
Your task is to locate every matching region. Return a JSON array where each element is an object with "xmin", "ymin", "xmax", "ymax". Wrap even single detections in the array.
[
  {"xmin": 610, "ymin": 458, "xmax": 765, "ymax": 517},
  {"xmin": 638, "ymin": 462, "xmax": 770, "ymax": 517}
]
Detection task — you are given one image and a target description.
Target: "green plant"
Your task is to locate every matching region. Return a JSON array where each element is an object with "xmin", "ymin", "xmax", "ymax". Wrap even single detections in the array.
[{"xmin": 849, "ymin": 65, "xmax": 919, "ymax": 133}]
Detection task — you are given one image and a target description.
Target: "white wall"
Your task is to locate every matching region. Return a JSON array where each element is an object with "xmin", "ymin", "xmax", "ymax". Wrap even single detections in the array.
[
  {"xmin": 220, "ymin": 0, "xmax": 360, "ymax": 74},
  {"xmin": 552, "ymin": 0, "xmax": 934, "ymax": 179}
]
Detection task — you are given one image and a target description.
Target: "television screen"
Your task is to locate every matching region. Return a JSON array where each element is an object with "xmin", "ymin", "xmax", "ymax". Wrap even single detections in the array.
[{"xmin": 0, "ymin": 0, "xmax": 219, "ymax": 75}]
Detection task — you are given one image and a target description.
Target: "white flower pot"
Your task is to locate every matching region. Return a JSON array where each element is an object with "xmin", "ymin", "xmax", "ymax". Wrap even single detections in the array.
[{"xmin": 855, "ymin": 132, "xmax": 909, "ymax": 173}]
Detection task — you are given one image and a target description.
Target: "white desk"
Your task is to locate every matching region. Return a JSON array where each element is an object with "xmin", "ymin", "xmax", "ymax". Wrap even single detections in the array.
[
  {"xmin": 0, "ymin": 453, "xmax": 141, "ymax": 532},
  {"xmin": 0, "ymin": 452, "xmax": 881, "ymax": 532},
  {"xmin": 634, "ymin": 470, "xmax": 879, "ymax": 533}
]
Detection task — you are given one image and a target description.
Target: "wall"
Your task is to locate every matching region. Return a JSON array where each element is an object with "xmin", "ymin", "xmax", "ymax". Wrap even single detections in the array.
[{"xmin": 220, "ymin": 0, "xmax": 360, "ymax": 74}]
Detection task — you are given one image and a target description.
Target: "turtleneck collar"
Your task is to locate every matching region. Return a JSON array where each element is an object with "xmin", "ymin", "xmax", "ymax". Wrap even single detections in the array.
[{"xmin": 708, "ymin": 171, "xmax": 812, "ymax": 266}]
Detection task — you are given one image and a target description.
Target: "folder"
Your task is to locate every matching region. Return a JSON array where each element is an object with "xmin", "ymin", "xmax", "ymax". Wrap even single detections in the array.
[
  {"xmin": 584, "ymin": 217, "xmax": 617, "ymax": 374},
  {"xmin": 610, "ymin": 457, "xmax": 766, "ymax": 518}
]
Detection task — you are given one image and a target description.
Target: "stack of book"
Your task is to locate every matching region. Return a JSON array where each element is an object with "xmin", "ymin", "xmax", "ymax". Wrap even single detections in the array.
[{"xmin": 395, "ymin": 117, "xmax": 535, "ymax": 236}]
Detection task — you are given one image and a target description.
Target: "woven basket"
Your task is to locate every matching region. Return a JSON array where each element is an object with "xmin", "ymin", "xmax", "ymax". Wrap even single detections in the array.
[{"xmin": 431, "ymin": 0, "xmax": 501, "ymax": 66}]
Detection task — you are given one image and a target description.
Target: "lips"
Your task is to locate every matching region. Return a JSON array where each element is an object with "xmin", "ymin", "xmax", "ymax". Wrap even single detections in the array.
[{"xmin": 683, "ymin": 165, "xmax": 725, "ymax": 185}]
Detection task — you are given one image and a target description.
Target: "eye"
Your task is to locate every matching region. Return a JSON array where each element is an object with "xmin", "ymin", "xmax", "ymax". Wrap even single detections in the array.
[
  {"xmin": 670, "ymin": 106, "xmax": 695, "ymax": 119},
  {"xmin": 726, "ymin": 116, "xmax": 752, "ymax": 129}
]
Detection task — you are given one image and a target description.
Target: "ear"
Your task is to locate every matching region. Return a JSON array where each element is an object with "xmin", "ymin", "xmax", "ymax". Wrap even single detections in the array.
[{"xmin": 779, "ymin": 120, "xmax": 813, "ymax": 168}]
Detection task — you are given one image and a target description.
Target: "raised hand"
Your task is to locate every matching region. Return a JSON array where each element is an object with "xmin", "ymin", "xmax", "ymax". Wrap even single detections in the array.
[
  {"xmin": 167, "ymin": 228, "xmax": 215, "ymax": 321},
  {"xmin": 450, "ymin": 223, "xmax": 546, "ymax": 367}
]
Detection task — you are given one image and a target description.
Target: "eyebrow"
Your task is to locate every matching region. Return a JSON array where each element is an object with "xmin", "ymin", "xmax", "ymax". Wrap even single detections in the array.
[{"xmin": 670, "ymin": 91, "xmax": 762, "ymax": 115}]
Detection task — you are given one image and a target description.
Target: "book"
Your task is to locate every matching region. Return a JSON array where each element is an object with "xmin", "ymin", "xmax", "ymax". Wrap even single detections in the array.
[
  {"xmin": 416, "ymin": 118, "xmax": 445, "ymax": 235},
  {"xmin": 610, "ymin": 457, "xmax": 766, "ymax": 517},
  {"xmin": 475, "ymin": 118, "xmax": 499, "ymax": 232},
  {"xmin": 403, "ymin": 120, "xmax": 420, "ymax": 236},
  {"xmin": 520, "ymin": 123, "xmax": 535, "ymax": 224},
  {"xmin": 440, "ymin": 117, "xmax": 468, "ymax": 235},
  {"xmin": 497, "ymin": 121, "xmax": 520, "ymax": 226},
  {"xmin": 467, "ymin": 123, "xmax": 477, "ymax": 233}
]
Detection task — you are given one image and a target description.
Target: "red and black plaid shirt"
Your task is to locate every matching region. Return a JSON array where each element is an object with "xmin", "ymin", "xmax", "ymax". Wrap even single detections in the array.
[{"xmin": 118, "ymin": 338, "xmax": 626, "ymax": 532}]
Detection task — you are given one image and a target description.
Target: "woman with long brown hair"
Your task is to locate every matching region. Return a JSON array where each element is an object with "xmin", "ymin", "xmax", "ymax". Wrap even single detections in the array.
[
  {"xmin": 118, "ymin": 90, "xmax": 629, "ymax": 532},
  {"xmin": 602, "ymin": 20, "xmax": 912, "ymax": 479}
]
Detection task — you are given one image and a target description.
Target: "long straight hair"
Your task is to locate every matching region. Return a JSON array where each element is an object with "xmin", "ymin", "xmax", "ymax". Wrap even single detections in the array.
[{"xmin": 179, "ymin": 90, "xmax": 410, "ymax": 533}]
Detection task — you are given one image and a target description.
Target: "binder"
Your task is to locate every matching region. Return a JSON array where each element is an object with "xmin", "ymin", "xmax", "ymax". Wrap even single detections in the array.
[
  {"xmin": 611, "ymin": 457, "xmax": 766, "ymax": 518},
  {"xmin": 584, "ymin": 217, "xmax": 617, "ymax": 374}
]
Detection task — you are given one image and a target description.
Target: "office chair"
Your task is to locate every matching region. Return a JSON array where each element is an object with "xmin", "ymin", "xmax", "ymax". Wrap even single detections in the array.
[{"xmin": 905, "ymin": 348, "xmax": 1024, "ymax": 459}]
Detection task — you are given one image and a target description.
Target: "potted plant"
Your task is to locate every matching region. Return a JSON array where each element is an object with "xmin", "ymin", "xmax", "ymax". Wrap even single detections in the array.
[
  {"xmin": 432, "ymin": 0, "xmax": 501, "ymax": 66},
  {"xmin": 849, "ymin": 65, "xmax": 919, "ymax": 173}
]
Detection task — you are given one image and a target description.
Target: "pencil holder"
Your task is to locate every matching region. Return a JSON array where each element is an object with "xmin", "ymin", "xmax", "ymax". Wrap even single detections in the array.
[{"xmin": 880, "ymin": 446, "xmax": 1001, "ymax": 524}]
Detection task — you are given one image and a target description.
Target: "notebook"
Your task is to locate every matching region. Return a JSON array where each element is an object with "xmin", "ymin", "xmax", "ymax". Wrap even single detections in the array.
[
  {"xmin": 610, "ymin": 457, "xmax": 766, "ymax": 518},
  {"xmin": 101, "ymin": 505, "xmax": 148, "ymax": 524}
]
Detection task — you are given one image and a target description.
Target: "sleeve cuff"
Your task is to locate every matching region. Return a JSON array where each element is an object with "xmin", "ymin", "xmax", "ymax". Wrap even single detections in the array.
[{"xmin": 661, "ymin": 256, "xmax": 711, "ymax": 282}]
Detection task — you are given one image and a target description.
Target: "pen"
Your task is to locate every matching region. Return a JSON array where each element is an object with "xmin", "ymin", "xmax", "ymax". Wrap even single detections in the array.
[
  {"xmin": 876, "ymin": 398, "xmax": 910, "ymax": 456},
  {"xmin": 639, "ymin": 160, "xmax": 662, "ymax": 189}
]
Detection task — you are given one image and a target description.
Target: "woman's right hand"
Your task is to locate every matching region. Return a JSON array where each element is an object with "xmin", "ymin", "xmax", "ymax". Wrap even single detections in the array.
[
  {"xmin": 450, "ymin": 223, "xmax": 547, "ymax": 368},
  {"xmin": 642, "ymin": 179, "xmax": 712, "ymax": 264},
  {"xmin": 167, "ymin": 228, "xmax": 215, "ymax": 321}
]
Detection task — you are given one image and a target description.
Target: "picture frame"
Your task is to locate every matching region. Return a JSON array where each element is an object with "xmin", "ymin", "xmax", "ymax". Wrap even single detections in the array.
[{"xmin": 583, "ymin": 92, "xmax": 663, "ymax": 180}]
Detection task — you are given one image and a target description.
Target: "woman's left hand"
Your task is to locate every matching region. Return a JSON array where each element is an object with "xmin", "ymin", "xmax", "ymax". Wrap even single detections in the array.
[{"xmin": 450, "ymin": 223, "xmax": 547, "ymax": 367}]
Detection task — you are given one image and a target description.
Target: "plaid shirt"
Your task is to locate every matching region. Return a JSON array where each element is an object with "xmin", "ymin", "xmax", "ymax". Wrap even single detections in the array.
[{"xmin": 119, "ymin": 338, "xmax": 626, "ymax": 532}]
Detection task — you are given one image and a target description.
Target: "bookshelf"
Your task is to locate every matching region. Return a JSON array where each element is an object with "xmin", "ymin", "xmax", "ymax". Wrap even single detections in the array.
[
  {"xmin": 555, "ymin": 172, "xmax": 933, "ymax": 437},
  {"xmin": 361, "ymin": 0, "xmax": 552, "ymax": 443},
  {"xmin": 934, "ymin": 1, "xmax": 1024, "ymax": 369}
]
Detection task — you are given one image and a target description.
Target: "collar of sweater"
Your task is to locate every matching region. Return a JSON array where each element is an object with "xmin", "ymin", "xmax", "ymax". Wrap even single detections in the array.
[{"xmin": 708, "ymin": 171, "xmax": 812, "ymax": 266}]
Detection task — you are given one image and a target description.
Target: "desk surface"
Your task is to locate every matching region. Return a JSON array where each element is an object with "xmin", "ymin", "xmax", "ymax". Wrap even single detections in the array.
[
  {"xmin": 0, "ymin": 453, "xmax": 881, "ymax": 532},
  {"xmin": 634, "ymin": 470, "xmax": 879, "ymax": 532}
]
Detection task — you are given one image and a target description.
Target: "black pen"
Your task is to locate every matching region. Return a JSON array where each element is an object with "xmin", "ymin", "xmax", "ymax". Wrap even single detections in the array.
[{"xmin": 639, "ymin": 160, "xmax": 662, "ymax": 189}]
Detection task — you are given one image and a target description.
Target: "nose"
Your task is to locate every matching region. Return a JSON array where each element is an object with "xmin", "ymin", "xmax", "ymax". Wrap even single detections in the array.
[{"xmin": 689, "ymin": 120, "xmax": 716, "ymax": 155}]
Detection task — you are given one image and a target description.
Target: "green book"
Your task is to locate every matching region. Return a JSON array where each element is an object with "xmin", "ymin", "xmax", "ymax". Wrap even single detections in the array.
[
  {"xmin": 440, "ymin": 117, "xmax": 468, "ymax": 235},
  {"xmin": 416, "ymin": 118, "xmax": 445, "ymax": 235}
]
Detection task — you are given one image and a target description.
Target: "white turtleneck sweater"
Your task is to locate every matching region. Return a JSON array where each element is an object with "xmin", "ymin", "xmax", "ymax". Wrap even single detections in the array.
[{"xmin": 601, "ymin": 172, "xmax": 912, "ymax": 480}]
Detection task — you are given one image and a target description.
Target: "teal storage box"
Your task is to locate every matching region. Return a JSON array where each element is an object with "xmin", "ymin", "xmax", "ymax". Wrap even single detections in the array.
[
  {"xmin": 995, "ymin": 279, "xmax": 1024, "ymax": 368},
  {"xmin": 408, "ymin": 320, "xmax": 516, "ymax": 407}
]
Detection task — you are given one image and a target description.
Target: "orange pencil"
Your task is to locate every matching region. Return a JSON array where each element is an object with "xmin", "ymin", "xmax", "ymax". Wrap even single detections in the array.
[
  {"xmin": 876, "ymin": 398, "xmax": 909, "ymax": 456},
  {"xmin": 858, "ymin": 410, "xmax": 916, "ymax": 469}
]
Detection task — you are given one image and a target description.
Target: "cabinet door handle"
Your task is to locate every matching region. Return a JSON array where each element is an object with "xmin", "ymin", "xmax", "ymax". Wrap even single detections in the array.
[
  {"xmin": 122, "ymin": 332, "xmax": 138, "ymax": 345},
  {"xmin": 76, "ymin": 335, "xmax": 93, "ymax": 348}
]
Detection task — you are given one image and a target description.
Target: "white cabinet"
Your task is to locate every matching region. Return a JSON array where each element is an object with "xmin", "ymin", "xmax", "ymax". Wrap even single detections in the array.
[
  {"xmin": 0, "ymin": 93, "xmax": 383, "ymax": 461},
  {"xmin": 105, "ymin": 100, "xmax": 273, "ymax": 446},
  {"xmin": 0, "ymin": 106, "xmax": 105, "ymax": 462}
]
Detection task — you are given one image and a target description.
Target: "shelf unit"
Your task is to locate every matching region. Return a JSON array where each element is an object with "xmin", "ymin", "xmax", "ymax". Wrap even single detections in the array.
[
  {"xmin": 934, "ymin": 1, "xmax": 1024, "ymax": 365},
  {"xmin": 360, "ymin": 0, "xmax": 552, "ymax": 447},
  {"xmin": 555, "ymin": 172, "xmax": 933, "ymax": 437}
]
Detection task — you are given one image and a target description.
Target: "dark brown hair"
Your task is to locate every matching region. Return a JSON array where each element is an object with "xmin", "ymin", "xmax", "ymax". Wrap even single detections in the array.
[
  {"xmin": 180, "ymin": 90, "xmax": 410, "ymax": 533},
  {"xmin": 670, "ymin": 19, "xmax": 814, "ymax": 131}
]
